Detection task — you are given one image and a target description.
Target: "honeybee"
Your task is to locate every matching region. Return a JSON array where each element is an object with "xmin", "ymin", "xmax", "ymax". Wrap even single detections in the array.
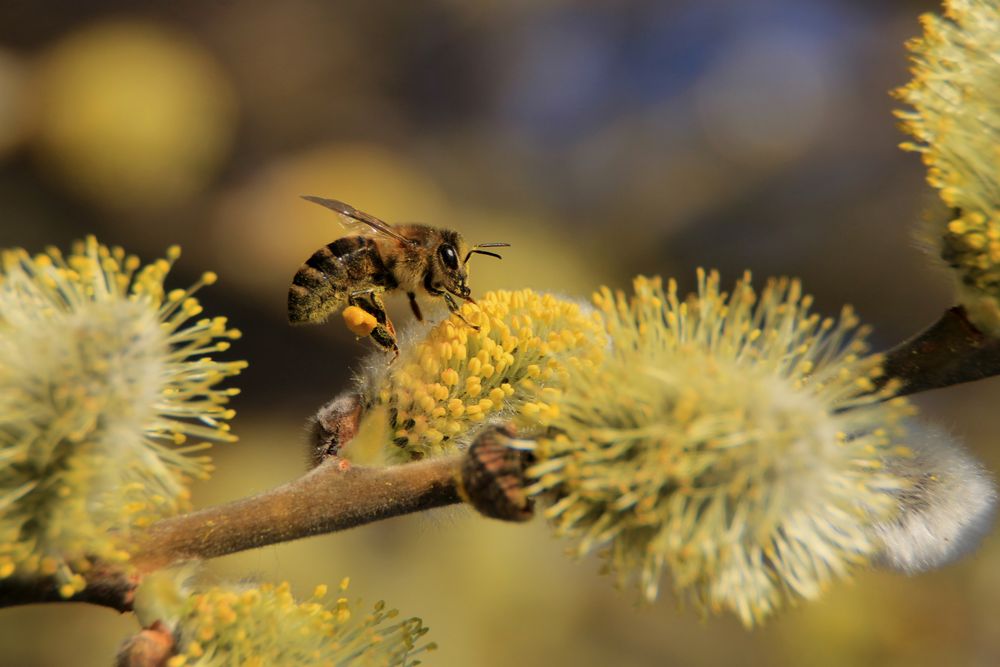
[{"xmin": 288, "ymin": 196, "xmax": 509, "ymax": 357}]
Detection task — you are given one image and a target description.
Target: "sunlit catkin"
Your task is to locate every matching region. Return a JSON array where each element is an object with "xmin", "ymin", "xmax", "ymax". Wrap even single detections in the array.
[
  {"xmin": 895, "ymin": 0, "xmax": 1000, "ymax": 333},
  {"xmin": 346, "ymin": 289, "xmax": 606, "ymax": 464},
  {"xmin": 135, "ymin": 572, "xmax": 434, "ymax": 667},
  {"xmin": 0, "ymin": 237, "xmax": 244, "ymax": 595},
  {"xmin": 525, "ymin": 271, "xmax": 915, "ymax": 626}
]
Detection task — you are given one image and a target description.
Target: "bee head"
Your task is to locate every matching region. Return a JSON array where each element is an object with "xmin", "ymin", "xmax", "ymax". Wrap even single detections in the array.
[
  {"xmin": 430, "ymin": 232, "xmax": 509, "ymax": 302},
  {"xmin": 432, "ymin": 233, "xmax": 470, "ymax": 299}
]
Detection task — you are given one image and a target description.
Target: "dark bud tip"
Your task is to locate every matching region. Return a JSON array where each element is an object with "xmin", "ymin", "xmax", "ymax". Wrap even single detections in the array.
[
  {"xmin": 115, "ymin": 621, "xmax": 175, "ymax": 667},
  {"xmin": 460, "ymin": 425, "xmax": 534, "ymax": 522},
  {"xmin": 309, "ymin": 392, "xmax": 364, "ymax": 468}
]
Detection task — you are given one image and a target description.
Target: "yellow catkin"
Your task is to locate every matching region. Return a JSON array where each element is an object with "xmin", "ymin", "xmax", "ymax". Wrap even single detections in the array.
[
  {"xmin": 0, "ymin": 237, "xmax": 244, "ymax": 594},
  {"xmin": 348, "ymin": 289, "xmax": 607, "ymax": 463},
  {"xmin": 526, "ymin": 271, "xmax": 913, "ymax": 627},
  {"xmin": 134, "ymin": 573, "xmax": 434, "ymax": 666},
  {"xmin": 896, "ymin": 0, "xmax": 1000, "ymax": 333}
]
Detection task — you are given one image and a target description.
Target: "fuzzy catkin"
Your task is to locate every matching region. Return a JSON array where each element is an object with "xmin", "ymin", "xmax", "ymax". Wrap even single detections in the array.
[
  {"xmin": 0, "ymin": 238, "xmax": 243, "ymax": 595},
  {"xmin": 345, "ymin": 289, "xmax": 606, "ymax": 464},
  {"xmin": 526, "ymin": 271, "xmax": 916, "ymax": 626},
  {"xmin": 896, "ymin": 0, "xmax": 1000, "ymax": 333},
  {"xmin": 134, "ymin": 571, "xmax": 434, "ymax": 667}
]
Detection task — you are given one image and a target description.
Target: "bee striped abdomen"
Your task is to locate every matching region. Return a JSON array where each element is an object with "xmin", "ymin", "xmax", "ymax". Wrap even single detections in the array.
[{"xmin": 288, "ymin": 237, "xmax": 388, "ymax": 325}]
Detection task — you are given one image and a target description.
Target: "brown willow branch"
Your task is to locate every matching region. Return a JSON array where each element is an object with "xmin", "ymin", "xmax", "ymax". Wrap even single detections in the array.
[
  {"xmin": 0, "ymin": 564, "xmax": 135, "ymax": 612},
  {"xmin": 877, "ymin": 305, "xmax": 1000, "ymax": 397},
  {"xmin": 0, "ymin": 429, "xmax": 532, "ymax": 610},
  {"xmin": 129, "ymin": 454, "xmax": 465, "ymax": 572}
]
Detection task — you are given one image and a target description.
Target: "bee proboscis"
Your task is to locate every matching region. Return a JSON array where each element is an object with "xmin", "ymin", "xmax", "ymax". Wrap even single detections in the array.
[{"xmin": 288, "ymin": 196, "xmax": 509, "ymax": 358}]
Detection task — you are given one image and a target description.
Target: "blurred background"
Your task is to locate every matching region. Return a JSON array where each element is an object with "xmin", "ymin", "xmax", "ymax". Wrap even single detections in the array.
[{"xmin": 2, "ymin": 0, "xmax": 997, "ymax": 665}]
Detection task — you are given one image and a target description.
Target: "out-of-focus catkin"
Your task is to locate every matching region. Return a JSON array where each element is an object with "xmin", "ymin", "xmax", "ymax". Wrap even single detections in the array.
[
  {"xmin": 0, "ymin": 238, "xmax": 244, "ymax": 596},
  {"xmin": 896, "ymin": 0, "xmax": 1000, "ymax": 333},
  {"xmin": 525, "ymin": 271, "xmax": 915, "ymax": 626},
  {"xmin": 134, "ymin": 570, "xmax": 434, "ymax": 667}
]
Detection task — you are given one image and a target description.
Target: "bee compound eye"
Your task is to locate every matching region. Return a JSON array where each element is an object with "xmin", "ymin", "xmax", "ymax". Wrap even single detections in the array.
[{"xmin": 439, "ymin": 244, "xmax": 459, "ymax": 270}]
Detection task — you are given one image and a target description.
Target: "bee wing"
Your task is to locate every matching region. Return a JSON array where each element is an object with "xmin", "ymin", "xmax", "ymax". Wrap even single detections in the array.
[{"xmin": 302, "ymin": 196, "xmax": 416, "ymax": 245}]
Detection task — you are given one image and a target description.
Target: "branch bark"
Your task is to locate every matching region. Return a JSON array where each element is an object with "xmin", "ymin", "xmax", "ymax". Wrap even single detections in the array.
[
  {"xmin": 0, "ymin": 457, "xmax": 462, "ymax": 610},
  {"xmin": 130, "ymin": 454, "xmax": 464, "ymax": 571},
  {"xmin": 1, "ymin": 428, "xmax": 534, "ymax": 611},
  {"xmin": 878, "ymin": 305, "xmax": 1000, "ymax": 397},
  {"xmin": 0, "ymin": 564, "xmax": 135, "ymax": 612}
]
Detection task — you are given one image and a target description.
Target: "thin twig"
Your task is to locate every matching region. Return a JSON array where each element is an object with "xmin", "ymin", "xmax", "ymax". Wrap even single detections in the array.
[
  {"xmin": 129, "ymin": 454, "xmax": 464, "ymax": 571},
  {"xmin": 0, "ymin": 441, "xmax": 531, "ymax": 610},
  {"xmin": 0, "ymin": 564, "xmax": 135, "ymax": 612},
  {"xmin": 878, "ymin": 305, "xmax": 1000, "ymax": 397}
]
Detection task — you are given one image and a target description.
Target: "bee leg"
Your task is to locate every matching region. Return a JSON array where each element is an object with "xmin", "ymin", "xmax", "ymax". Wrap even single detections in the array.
[
  {"xmin": 407, "ymin": 292, "xmax": 422, "ymax": 320},
  {"xmin": 407, "ymin": 292, "xmax": 423, "ymax": 321},
  {"xmin": 443, "ymin": 292, "xmax": 480, "ymax": 331},
  {"xmin": 348, "ymin": 287, "xmax": 389, "ymax": 326},
  {"xmin": 369, "ymin": 323, "xmax": 400, "ymax": 361},
  {"xmin": 349, "ymin": 288, "xmax": 399, "ymax": 359}
]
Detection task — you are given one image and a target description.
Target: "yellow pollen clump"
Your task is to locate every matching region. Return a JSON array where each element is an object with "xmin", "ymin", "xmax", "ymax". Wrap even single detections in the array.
[
  {"xmin": 342, "ymin": 305, "xmax": 378, "ymax": 337},
  {"xmin": 349, "ymin": 289, "xmax": 607, "ymax": 463}
]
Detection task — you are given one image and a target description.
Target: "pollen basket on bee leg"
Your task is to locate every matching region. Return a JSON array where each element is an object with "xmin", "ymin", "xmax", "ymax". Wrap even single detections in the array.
[{"xmin": 342, "ymin": 305, "xmax": 379, "ymax": 337}]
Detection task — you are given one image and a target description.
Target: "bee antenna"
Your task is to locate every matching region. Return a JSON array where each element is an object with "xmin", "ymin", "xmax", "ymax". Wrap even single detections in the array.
[{"xmin": 464, "ymin": 243, "xmax": 509, "ymax": 264}]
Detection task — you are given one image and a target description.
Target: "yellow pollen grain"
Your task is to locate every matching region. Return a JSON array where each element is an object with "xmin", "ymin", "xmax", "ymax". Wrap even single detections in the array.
[
  {"xmin": 39, "ymin": 558, "xmax": 58, "ymax": 575},
  {"xmin": 855, "ymin": 377, "xmax": 876, "ymax": 392}
]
